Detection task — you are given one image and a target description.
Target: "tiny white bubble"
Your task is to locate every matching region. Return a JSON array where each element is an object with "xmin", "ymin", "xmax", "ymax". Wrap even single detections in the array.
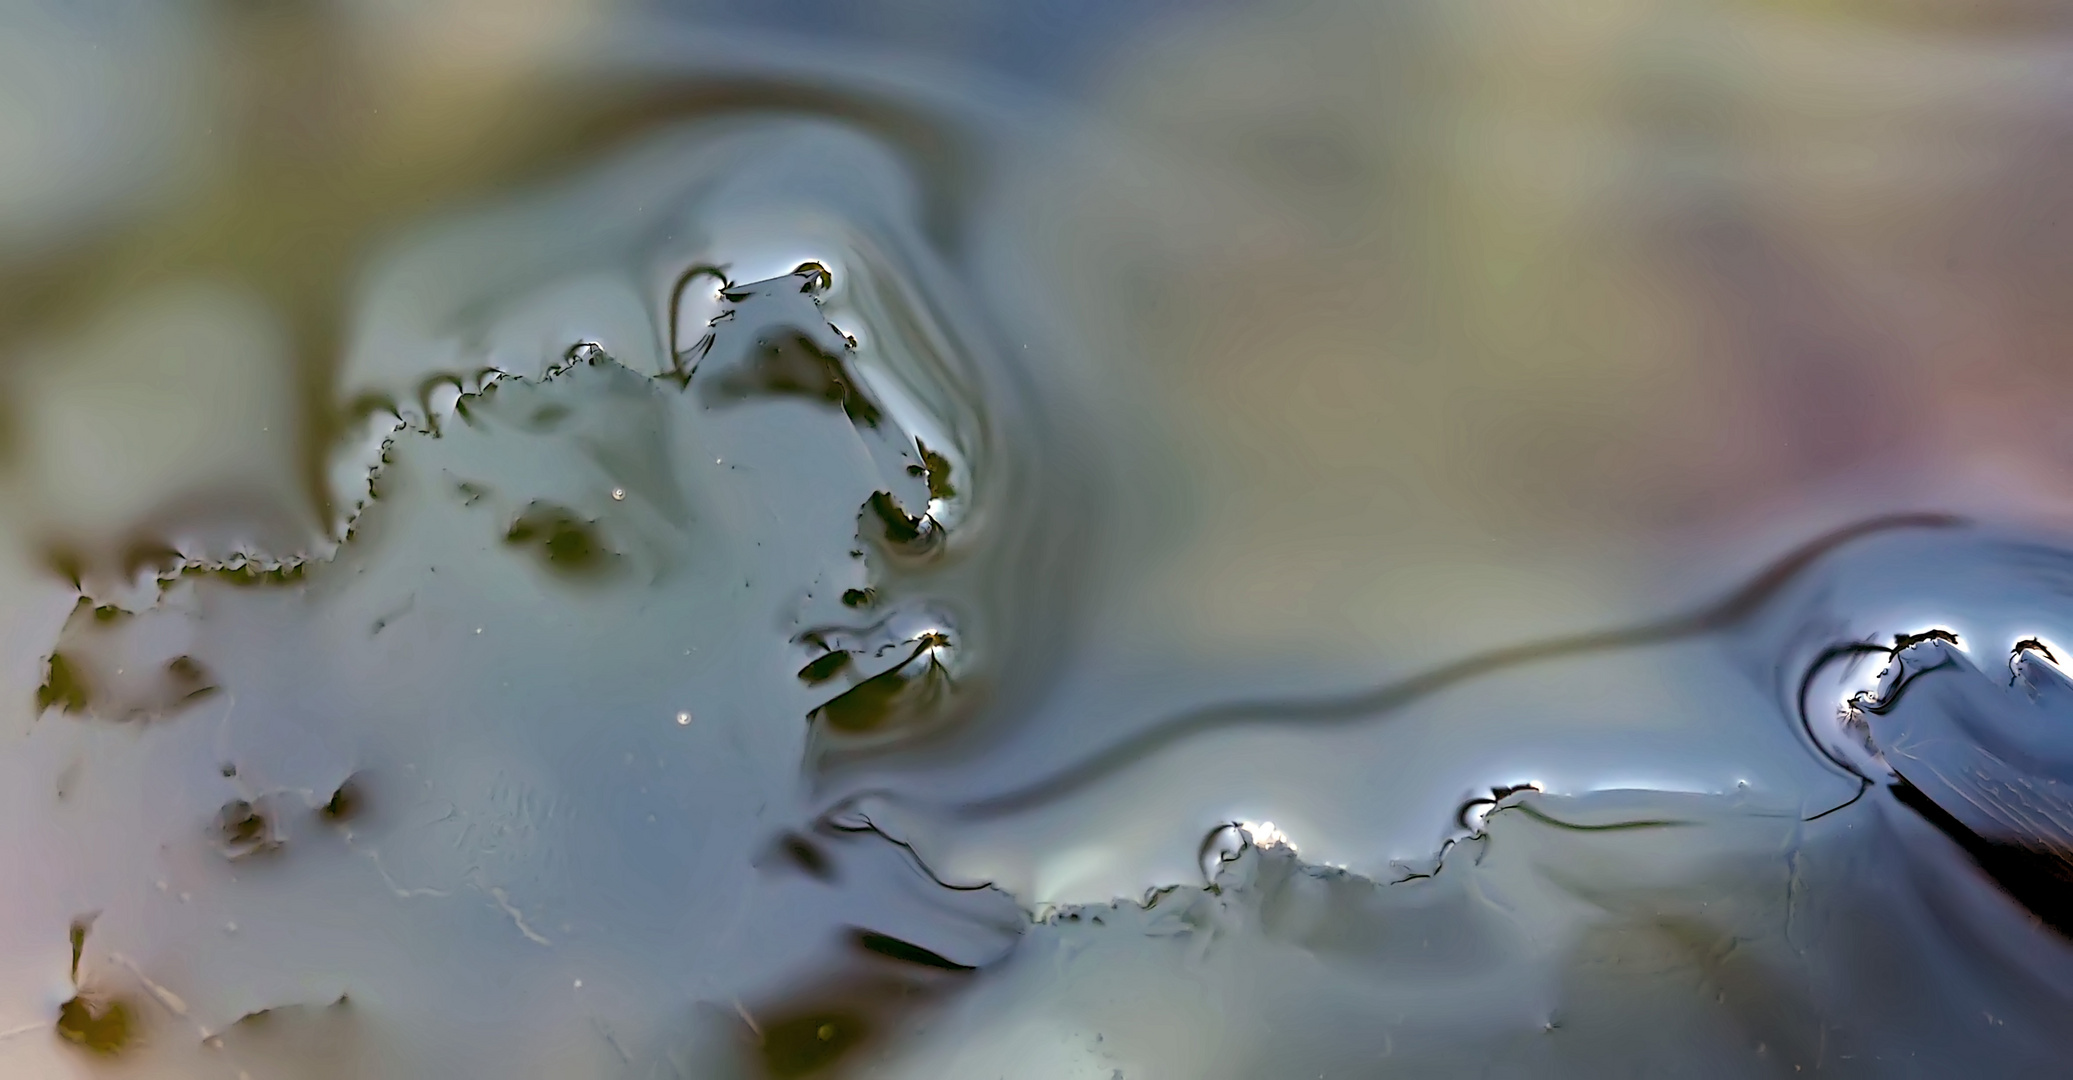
[
  {"xmin": 611, "ymin": 488, "xmax": 625, "ymax": 501},
  {"xmin": 573, "ymin": 979, "xmax": 583, "ymax": 989},
  {"xmin": 676, "ymin": 711, "xmax": 692, "ymax": 726},
  {"xmin": 475, "ymin": 627, "xmax": 483, "ymax": 634}
]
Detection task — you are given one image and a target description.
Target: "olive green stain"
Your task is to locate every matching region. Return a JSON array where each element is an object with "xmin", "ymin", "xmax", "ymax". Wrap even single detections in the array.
[
  {"xmin": 505, "ymin": 503, "xmax": 614, "ymax": 577},
  {"xmin": 758, "ymin": 1011, "xmax": 867, "ymax": 1078},
  {"xmin": 916, "ymin": 439, "xmax": 955, "ymax": 500},
  {"xmin": 36, "ymin": 652, "xmax": 90, "ymax": 715}
]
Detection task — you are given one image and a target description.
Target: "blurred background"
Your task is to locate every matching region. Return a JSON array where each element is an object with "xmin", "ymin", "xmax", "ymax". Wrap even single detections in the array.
[{"xmin": 5, "ymin": 0, "xmax": 2073, "ymax": 674}]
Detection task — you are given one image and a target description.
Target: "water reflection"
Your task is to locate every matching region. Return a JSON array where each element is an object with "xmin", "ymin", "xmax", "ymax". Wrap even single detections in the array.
[{"xmin": 3, "ymin": 1, "xmax": 2073, "ymax": 1077}]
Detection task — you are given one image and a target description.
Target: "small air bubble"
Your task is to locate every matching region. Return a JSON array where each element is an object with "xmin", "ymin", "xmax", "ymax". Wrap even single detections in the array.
[
  {"xmin": 676, "ymin": 711, "xmax": 691, "ymax": 726},
  {"xmin": 610, "ymin": 488, "xmax": 625, "ymax": 501}
]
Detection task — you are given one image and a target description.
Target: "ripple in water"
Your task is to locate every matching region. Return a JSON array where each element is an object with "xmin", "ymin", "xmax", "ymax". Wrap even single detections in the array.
[{"xmin": 4, "ymin": 23, "xmax": 2073, "ymax": 1080}]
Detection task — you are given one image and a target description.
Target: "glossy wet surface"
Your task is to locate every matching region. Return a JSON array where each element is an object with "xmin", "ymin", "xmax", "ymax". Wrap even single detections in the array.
[{"xmin": 4, "ymin": 1, "xmax": 2073, "ymax": 1076}]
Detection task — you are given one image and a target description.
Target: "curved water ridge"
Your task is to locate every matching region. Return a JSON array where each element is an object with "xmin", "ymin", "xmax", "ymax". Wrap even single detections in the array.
[{"xmin": 816, "ymin": 521, "xmax": 2073, "ymax": 1078}]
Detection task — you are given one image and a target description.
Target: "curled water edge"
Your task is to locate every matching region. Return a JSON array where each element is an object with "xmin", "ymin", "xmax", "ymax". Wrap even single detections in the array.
[{"xmin": 3, "ymin": 18, "xmax": 2073, "ymax": 1080}]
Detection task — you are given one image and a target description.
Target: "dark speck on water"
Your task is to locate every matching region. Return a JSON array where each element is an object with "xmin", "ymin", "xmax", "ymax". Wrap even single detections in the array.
[{"xmin": 504, "ymin": 503, "xmax": 614, "ymax": 576}]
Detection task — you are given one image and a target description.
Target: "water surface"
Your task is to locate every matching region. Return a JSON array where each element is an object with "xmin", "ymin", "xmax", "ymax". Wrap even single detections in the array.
[{"xmin": 3, "ymin": 1, "xmax": 2073, "ymax": 1076}]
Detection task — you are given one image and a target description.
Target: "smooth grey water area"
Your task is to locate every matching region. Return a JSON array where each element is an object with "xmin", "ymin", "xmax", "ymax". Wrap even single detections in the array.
[{"xmin": 4, "ymin": 2, "xmax": 2073, "ymax": 1078}]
